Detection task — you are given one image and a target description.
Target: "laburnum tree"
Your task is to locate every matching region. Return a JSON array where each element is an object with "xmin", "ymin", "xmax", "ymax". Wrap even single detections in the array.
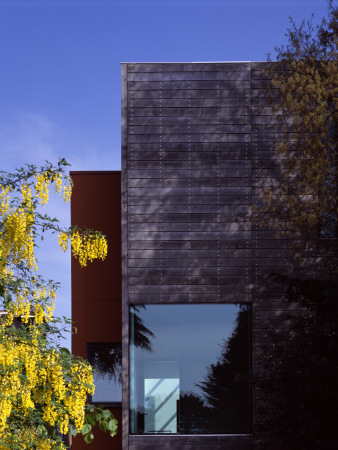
[
  {"xmin": 260, "ymin": 0, "xmax": 337, "ymax": 241},
  {"xmin": 0, "ymin": 159, "xmax": 117, "ymax": 450},
  {"xmin": 256, "ymin": 3, "xmax": 338, "ymax": 449}
]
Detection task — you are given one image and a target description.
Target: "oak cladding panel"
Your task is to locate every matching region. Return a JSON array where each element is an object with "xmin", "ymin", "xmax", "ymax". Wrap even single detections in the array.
[{"xmin": 122, "ymin": 62, "xmax": 293, "ymax": 450}]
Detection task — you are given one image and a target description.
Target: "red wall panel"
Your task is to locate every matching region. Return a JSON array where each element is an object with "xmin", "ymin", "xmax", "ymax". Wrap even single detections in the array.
[{"xmin": 71, "ymin": 171, "xmax": 122, "ymax": 450}]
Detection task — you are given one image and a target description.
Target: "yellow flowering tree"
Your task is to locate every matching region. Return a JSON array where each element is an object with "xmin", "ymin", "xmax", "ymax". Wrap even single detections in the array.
[{"xmin": 0, "ymin": 159, "xmax": 117, "ymax": 450}]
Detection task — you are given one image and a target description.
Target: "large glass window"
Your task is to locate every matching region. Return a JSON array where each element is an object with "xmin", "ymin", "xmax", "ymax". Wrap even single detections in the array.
[
  {"xmin": 130, "ymin": 304, "xmax": 251, "ymax": 435},
  {"xmin": 87, "ymin": 343, "xmax": 122, "ymax": 406}
]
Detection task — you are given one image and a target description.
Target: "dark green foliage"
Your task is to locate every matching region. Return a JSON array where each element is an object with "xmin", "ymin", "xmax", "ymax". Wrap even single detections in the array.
[{"xmin": 257, "ymin": 268, "xmax": 338, "ymax": 449}]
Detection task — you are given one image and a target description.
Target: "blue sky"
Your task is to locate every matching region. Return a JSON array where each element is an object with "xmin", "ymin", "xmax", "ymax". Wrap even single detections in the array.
[{"xmin": 0, "ymin": 0, "xmax": 330, "ymax": 348}]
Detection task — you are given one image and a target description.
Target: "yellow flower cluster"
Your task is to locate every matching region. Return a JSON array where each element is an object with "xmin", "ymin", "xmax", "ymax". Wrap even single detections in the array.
[
  {"xmin": 58, "ymin": 232, "xmax": 69, "ymax": 251},
  {"xmin": 35, "ymin": 171, "xmax": 72, "ymax": 206},
  {"xmin": 0, "ymin": 165, "xmax": 110, "ymax": 448},
  {"xmin": 63, "ymin": 362, "xmax": 94, "ymax": 431},
  {"xmin": 34, "ymin": 173, "xmax": 50, "ymax": 206},
  {"xmin": 0, "ymin": 329, "xmax": 94, "ymax": 447},
  {"xmin": 70, "ymin": 231, "xmax": 108, "ymax": 267},
  {"xmin": 63, "ymin": 184, "xmax": 72, "ymax": 204},
  {"xmin": 12, "ymin": 292, "xmax": 31, "ymax": 324},
  {"xmin": 52, "ymin": 172, "xmax": 62, "ymax": 194},
  {"xmin": 2, "ymin": 281, "xmax": 56, "ymax": 327},
  {"xmin": 0, "ymin": 425, "xmax": 66, "ymax": 450},
  {"xmin": 0, "ymin": 184, "xmax": 37, "ymax": 273}
]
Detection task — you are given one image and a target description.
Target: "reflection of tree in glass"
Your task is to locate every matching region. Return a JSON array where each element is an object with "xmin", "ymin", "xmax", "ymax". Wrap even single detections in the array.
[
  {"xmin": 89, "ymin": 346, "xmax": 122, "ymax": 384},
  {"xmin": 198, "ymin": 306, "xmax": 250, "ymax": 434},
  {"xmin": 178, "ymin": 392, "xmax": 209, "ymax": 434},
  {"xmin": 131, "ymin": 305, "xmax": 154, "ymax": 352}
]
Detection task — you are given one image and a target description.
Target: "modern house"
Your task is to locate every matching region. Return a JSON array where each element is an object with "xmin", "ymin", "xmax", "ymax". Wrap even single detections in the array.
[{"xmin": 71, "ymin": 62, "xmax": 311, "ymax": 450}]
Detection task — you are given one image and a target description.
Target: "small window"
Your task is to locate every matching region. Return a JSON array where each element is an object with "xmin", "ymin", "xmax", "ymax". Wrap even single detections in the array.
[
  {"xmin": 129, "ymin": 304, "xmax": 251, "ymax": 435},
  {"xmin": 87, "ymin": 343, "xmax": 122, "ymax": 407}
]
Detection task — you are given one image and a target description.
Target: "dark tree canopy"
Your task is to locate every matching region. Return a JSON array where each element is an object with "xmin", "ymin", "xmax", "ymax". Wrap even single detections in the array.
[
  {"xmin": 258, "ymin": 1, "xmax": 337, "ymax": 241},
  {"xmin": 257, "ymin": 4, "xmax": 338, "ymax": 448}
]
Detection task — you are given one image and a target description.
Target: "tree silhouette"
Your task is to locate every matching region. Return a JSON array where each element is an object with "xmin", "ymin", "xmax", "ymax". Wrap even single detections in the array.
[
  {"xmin": 88, "ymin": 345, "xmax": 122, "ymax": 384},
  {"xmin": 178, "ymin": 392, "xmax": 209, "ymax": 434},
  {"xmin": 198, "ymin": 306, "xmax": 250, "ymax": 434},
  {"xmin": 130, "ymin": 305, "xmax": 154, "ymax": 352}
]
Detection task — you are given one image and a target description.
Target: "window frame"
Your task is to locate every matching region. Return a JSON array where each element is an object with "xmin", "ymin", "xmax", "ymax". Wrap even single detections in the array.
[{"xmin": 128, "ymin": 303, "xmax": 252, "ymax": 436}]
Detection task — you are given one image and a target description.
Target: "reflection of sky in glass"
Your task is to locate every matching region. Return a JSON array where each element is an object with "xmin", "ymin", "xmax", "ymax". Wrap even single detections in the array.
[
  {"xmin": 132, "ymin": 304, "xmax": 242, "ymax": 395},
  {"xmin": 92, "ymin": 372, "xmax": 122, "ymax": 403}
]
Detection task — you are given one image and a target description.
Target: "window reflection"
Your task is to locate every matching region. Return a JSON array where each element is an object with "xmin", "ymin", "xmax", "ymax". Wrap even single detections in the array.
[
  {"xmin": 87, "ymin": 343, "xmax": 122, "ymax": 405},
  {"xmin": 130, "ymin": 304, "xmax": 250, "ymax": 435}
]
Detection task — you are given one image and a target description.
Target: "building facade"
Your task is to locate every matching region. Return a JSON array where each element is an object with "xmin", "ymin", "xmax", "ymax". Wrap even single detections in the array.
[{"xmin": 71, "ymin": 62, "xmax": 308, "ymax": 449}]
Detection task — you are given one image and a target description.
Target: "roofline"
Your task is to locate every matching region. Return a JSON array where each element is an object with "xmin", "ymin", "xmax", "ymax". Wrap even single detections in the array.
[
  {"xmin": 120, "ymin": 61, "xmax": 267, "ymax": 64},
  {"xmin": 70, "ymin": 170, "xmax": 121, "ymax": 175}
]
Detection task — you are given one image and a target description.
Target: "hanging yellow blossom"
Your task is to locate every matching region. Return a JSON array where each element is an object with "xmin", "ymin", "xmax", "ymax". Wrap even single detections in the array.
[{"xmin": 0, "ymin": 160, "xmax": 115, "ymax": 449}]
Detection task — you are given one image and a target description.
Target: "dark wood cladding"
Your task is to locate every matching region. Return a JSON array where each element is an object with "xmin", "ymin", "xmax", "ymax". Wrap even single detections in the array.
[{"xmin": 122, "ymin": 62, "xmax": 302, "ymax": 450}]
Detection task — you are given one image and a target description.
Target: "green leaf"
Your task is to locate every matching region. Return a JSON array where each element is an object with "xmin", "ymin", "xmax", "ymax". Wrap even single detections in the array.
[
  {"xmin": 84, "ymin": 432, "xmax": 94, "ymax": 444},
  {"xmin": 86, "ymin": 413, "xmax": 96, "ymax": 427},
  {"xmin": 81, "ymin": 423, "xmax": 92, "ymax": 435},
  {"xmin": 107, "ymin": 419, "xmax": 118, "ymax": 432},
  {"xmin": 37, "ymin": 424, "xmax": 47, "ymax": 435},
  {"xmin": 98, "ymin": 420, "xmax": 107, "ymax": 432},
  {"xmin": 69, "ymin": 425, "xmax": 79, "ymax": 437},
  {"xmin": 102, "ymin": 409, "xmax": 111, "ymax": 419}
]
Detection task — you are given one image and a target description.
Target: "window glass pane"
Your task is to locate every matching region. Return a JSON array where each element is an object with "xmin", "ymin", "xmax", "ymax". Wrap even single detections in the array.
[
  {"xmin": 130, "ymin": 304, "xmax": 250, "ymax": 435},
  {"xmin": 87, "ymin": 343, "xmax": 122, "ymax": 404}
]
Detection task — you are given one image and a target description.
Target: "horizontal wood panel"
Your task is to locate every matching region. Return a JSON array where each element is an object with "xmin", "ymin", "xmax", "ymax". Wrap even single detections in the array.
[
  {"xmin": 128, "ymin": 133, "xmax": 251, "ymax": 143},
  {"xmin": 128, "ymin": 70, "xmax": 251, "ymax": 81},
  {"xmin": 128, "ymin": 106, "xmax": 251, "ymax": 116},
  {"xmin": 129, "ymin": 284, "xmax": 252, "ymax": 294},
  {"xmin": 128, "ymin": 98, "xmax": 249, "ymax": 108},
  {"xmin": 251, "ymin": 79, "xmax": 273, "ymax": 89},
  {"xmin": 129, "ymin": 293, "xmax": 251, "ymax": 302},
  {"xmin": 128, "ymin": 161, "xmax": 251, "ymax": 170},
  {"xmin": 128, "ymin": 249, "xmax": 251, "ymax": 258},
  {"xmin": 129, "ymin": 266, "xmax": 250, "ymax": 277},
  {"xmin": 129, "ymin": 275, "xmax": 251, "ymax": 285},
  {"xmin": 128, "ymin": 187, "xmax": 251, "ymax": 196},
  {"xmin": 128, "ymin": 212, "xmax": 251, "ymax": 222},
  {"xmin": 128, "ymin": 204, "xmax": 252, "ymax": 214},
  {"xmin": 128, "ymin": 177, "xmax": 251, "ymax": 188},
  {"xmin": 253, "ymin": 124, "xmax": 293, "ymax": 133},
  {"xmin": 130, "ymin": 89, "xmax": 249, "ymax": 99},
  {"xmin": 252, "ymin": 88, "xmax": 279, "ymax": 97},
  {"xmin": 129, "ymin": 222, "xmax": 251, "ymax": 232},
  {"xmin": 253, "ymin": 301, "xmax": 299, "ymax": 311},
  {"xmin": 128, "ymin": 169, "xmax": 251, "ymax": 178},
  {"xmin": 127, "ymin": 62, "xmax": 251, "ymax": 72},
  {"xmin": 129, "ymin": 239, "xmax": 251, "ymax": 250},
  {"xmin": 129, "ymin": 116, "xmax": 250, "ymax": 125},
  {"xmin": 129, "ymin": 151, "xmax": 251, "ymax": 162},
  {"xmin": 128, "ymin": 80, "xmax": 249, "ymax": 90},
  {"xmin": 128, "ymin": 142, "xmax": 250, "ymax": 151},
  {"xmin": 128, "ymin": 257, "xmax": 250, "ymax": 267},
  {"xmin": 128, "ymin": 124, "xmax": 251, "ymax": 134},
  {"xmin": 129, "ymin": 196, "xmax": 251, "ymax": 206}
]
